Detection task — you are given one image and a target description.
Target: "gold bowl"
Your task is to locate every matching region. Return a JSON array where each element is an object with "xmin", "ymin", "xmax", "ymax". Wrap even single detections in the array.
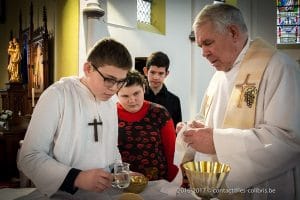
[
  {"xmin": 182, "ymin": 161, "xmax": 231, "ymax": 200},
  {"xmin": 124, "ymin": 173, "xmax": 148, "ymax": 194},
  {"xmin": 118, "ymin": 193, "xmax": 144, "ymax": 200}
]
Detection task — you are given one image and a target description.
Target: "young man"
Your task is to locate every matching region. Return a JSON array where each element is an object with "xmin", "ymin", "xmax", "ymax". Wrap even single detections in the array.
[
  {"xmin": 143, "ymin": 51, "xmax": 182, "ymax": 128},
  {"xmin": 18, "ymin": 38, "xmax": 132, "ymax": 198},
  {"xmin": 176, "ymin": 4, "xmax": 300, "ymax": 200}
]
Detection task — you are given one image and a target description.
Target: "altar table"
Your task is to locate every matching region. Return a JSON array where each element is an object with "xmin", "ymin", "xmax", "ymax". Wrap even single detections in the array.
[{"xmin": 0, "ymin": 180, "xmax": 202, "ymax": 200}]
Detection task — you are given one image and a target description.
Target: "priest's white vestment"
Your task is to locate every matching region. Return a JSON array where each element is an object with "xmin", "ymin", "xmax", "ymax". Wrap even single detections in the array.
[
  {"xmin": 194, "ymin": 39, "xmax": 300, "ymax": 199},
  {"xmin": 18, "ymin": 77, "xmax": 121, "ymax": 197}
]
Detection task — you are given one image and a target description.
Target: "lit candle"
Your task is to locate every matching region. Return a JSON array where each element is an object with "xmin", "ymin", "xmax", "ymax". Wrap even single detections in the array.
[{"xmin": 32, "ymin": 88, "xmax": 35, "ymax": 107}]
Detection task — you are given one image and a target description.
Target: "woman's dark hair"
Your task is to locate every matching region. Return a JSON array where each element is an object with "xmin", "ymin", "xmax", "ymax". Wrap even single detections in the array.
[{"xmin": 123, "ymin": 69, "xmax": 147, "ymax": 88}]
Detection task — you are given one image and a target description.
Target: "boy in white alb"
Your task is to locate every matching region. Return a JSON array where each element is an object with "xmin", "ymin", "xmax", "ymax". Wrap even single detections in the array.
[{"xmin": 18, "ymin": 38, "xmax": 132, "ymax": 197}]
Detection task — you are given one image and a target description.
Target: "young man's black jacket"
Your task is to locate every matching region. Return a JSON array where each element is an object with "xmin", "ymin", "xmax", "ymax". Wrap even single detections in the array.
[{"xmin": 145, "ymin": 84, "xmax": 182, "ymax": 128}]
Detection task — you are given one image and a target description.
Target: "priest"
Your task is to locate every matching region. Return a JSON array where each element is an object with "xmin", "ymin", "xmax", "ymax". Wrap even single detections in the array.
[{"xmin": 176, "ymin": 3, "xmax": 300, "ymax": 200}]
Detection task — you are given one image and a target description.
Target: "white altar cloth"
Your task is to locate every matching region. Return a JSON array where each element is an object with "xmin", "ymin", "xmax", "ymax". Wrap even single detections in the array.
[{"xmin": 0, "ymin": 180, "xmax": 199, "ymax": 200}]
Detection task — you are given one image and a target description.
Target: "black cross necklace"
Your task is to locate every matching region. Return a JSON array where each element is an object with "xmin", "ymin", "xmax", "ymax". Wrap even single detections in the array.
[{"xmin": 88, "ymin": 116, "xmax": 103, "ymax": 142}]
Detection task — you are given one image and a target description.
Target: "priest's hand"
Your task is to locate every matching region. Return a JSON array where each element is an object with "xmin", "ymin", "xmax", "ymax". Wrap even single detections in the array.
[
  {"xmin": 183, "ymin": 127, "xmax": 216, "ymax": 154},
  {"xmin": 189, "ymin": 120, "xmax": 205, "ymax": 129},
  {"xmin": 176, "ymin": 122, "xmax": 186, "ymax": 133},
  {"xmin": 176, "ymin": 120, "xmax": 204, "ymax": 133},
  {"xmin": 74, "ymin": 169, "xmax": 113, "ymax": 192}
]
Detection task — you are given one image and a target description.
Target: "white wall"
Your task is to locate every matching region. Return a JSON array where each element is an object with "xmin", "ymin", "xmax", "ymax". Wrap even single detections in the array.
[
  {"xmin": 79, "ymin": 0, "xmax": 195, "ymax": 121},
  {"xmin": 189, "ymin": 0, "xmax": 216, "ymax": 119},
  {"xmin": 238, "ymin": 0, "xmax": 277, "ymax": 45},
  {"xmin": 78, "ymin": 0, "xmax": 300, "ymax": 122}
]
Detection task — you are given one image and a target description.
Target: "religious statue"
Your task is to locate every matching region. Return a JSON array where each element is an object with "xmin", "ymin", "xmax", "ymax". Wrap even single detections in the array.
[
  {"xmin": 7, "ymin": 38, "xmax": 22, "ymax": 82},
  {"xmin": 33, "ymin": 45, "xmax": 44, "ymax": 89}
]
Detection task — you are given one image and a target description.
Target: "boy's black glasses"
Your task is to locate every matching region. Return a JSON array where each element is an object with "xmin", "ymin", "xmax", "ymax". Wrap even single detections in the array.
[{"xmin": 90, "ymin": 63, "xmax": 127, "ymax": 89}]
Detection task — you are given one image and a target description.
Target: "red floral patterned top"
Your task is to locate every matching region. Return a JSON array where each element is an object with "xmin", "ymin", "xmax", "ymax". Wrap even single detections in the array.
[{"xmin": 117, "ymin": 100, "xmax": 178, "ymax": 181}]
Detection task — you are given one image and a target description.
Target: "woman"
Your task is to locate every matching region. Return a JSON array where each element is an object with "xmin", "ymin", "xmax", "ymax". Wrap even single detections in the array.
[{"xmin": 117, "ymin": 70, "xmax": 178, "ymax": 181}]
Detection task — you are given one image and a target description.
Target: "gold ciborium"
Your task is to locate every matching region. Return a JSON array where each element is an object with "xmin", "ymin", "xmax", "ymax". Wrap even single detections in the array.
[{"xmin": 182, "ymin": 161, "xmax": 231, "ymax": 200}]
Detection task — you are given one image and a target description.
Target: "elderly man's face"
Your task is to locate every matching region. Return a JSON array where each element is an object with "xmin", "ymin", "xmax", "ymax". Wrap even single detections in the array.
[{"xmin": 195, "ymin": 21, "xmax": 239, "ymax": 72}]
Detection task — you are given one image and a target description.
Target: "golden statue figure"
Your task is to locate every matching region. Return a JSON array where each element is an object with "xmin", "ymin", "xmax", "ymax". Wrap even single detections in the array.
[{"xmin": 7, "ymin": 38, "xmax": 22, "ymax": 82}]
